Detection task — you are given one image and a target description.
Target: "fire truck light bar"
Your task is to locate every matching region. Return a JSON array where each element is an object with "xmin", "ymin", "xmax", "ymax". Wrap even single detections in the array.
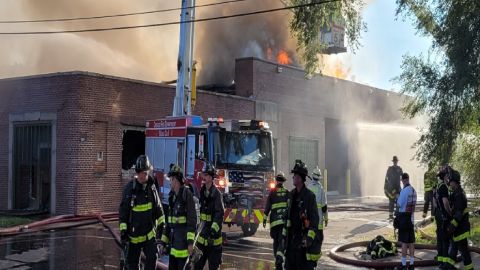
[{"xmin": 207, "ymin": 117, "xmax": 224, "ymax": 123}]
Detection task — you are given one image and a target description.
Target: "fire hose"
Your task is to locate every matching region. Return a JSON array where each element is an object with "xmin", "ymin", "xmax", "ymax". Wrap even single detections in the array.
[
  {"xmin": 0, "ymin": 213, "xmax": 168, "ymax": 269},
  {"xmin": 329, "ymin": 241, "xmax": 480, "ymax": 268}
]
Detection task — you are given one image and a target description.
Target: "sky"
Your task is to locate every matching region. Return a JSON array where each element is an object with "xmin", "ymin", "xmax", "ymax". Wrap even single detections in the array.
[
  {"xmin": 0, "ymin": 0, "xmax": 433, "ymax": 91},
  {"xmin": 329, "ymin": 0, "xmax": 433, "ymax": 91}
]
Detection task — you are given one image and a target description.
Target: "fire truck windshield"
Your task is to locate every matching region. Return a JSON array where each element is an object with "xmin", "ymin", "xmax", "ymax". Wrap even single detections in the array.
[{"xmin": 215, "ymin": 131, "xmax": 273, "ymax": 169}]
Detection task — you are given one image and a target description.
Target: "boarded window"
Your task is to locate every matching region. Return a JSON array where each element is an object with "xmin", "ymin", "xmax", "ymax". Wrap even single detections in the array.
[
  {"xmin": 288, "ymin": 137, "xmax": 318, "ymax": 175},
  {"xmin": 12, "ymin": 123, "xmax": 52, "ymax": 211}
]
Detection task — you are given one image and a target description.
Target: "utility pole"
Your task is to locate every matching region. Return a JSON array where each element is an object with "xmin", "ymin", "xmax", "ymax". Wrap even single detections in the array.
[{"xmin": 173, "ymin": 0, "xmax": 196, "ymax": 116}]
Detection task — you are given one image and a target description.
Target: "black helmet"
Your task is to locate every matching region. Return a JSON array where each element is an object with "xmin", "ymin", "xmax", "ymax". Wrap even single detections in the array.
[
  {"xmin": 450, "ymin": 170, "xmax": 461, "ymax": 184},
  {"xmin": 275, "ymin": 172, "xmax": 287, "ymax": 182},
  {"xmin": 392, "ymin": 156, "xmax": 399, "ymax": 162},
  {"xmin": 135, "ymin": 155, "xmax": 152, "ymax": 173},
  {"xmin": 168, "ymin": 163, "xmax": 184, "ymax": 183},
  {"xmin": 202, "ymin": 163, "xmax": 216, "ymax": 177},
  {"xmin": 291, "ymin": 159, "xmax": 308, "ymax": 178},
  {"xmin": 437, "ymin": 165, "xmax": 453, "ymax": 180}
]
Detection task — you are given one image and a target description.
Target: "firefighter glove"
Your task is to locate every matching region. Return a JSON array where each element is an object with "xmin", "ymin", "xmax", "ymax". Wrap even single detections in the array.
[
  {"xmin": 120, "ymin": 230, "xmax": 128, "ymax": 245},
  {"xmin": 157, "ymin": 243, "xmax": 166, "ymax": 255},
  {"xmin": 275, "ymin": 252, "xmax": 285, "ymax": 270}
]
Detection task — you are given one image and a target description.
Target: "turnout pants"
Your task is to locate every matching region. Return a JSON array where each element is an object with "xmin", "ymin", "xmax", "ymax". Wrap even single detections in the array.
[
  {"xmin": 270, "ymin": 225, "xmax": 284, "ymax": 257},
  {"xmin": 194, "ymin": 245, "xmax": 222, "ymax": 270},
  {"xmin": 168, "ymin": 256, "xmax": 187, "ymax": 270},
  {"xmin": 423, "ymin": 190, "xmax": 433, "ymax": 216},
  {"xmin": 286, "ymin": 246, "xmax": 316, "ymax": 270},
  {"xmin": 448, "ymin": 239, "xmax": 474, "ymax": 270},
  {"xmin": 436, "ymin": 218, "xmax": 450, "ymax": 266},
  {"xmin": 127, "ymin": 238, "xmax": 157, "ymax": 270},
  {"xmin": 388, "ymin": 198, "xmax": 397, "ymax": 217}
]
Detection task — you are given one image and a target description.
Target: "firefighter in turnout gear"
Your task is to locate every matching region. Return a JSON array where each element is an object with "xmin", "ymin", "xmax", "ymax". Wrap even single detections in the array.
[
  {"xmin": 118, "ymin": 155, "xmax": 165, "ymax": 270},
  {"xmin": 423, "ymin": 167, "xmax": 437, "ymax": 218},
  {"xmin": 446, "ymin": 170, "xmax": 474, "ymax": 270},
  {"xmin": 195, "ymin": 163, "xmax": 224, "ymax": 270},
  {"xmin": 263, "ymin": 172, "xmax": 290, "ymax": 269},
  {"xmin": 306, "ymin": 166, "xmax": 328, "ymax": 259},
  {"xmin": 158, "ymin": 164, "xmax": 197, "ymax": 270},
  {"xmin": 434, "ymin": 165, "xmax": 453, "ymax": 268},
  {"xmin": 384, "ymin": 156, "xmax": 403, "ymax": 220},
  {"xmin": 284, "ymin": 160, "xmax": 321, "ymax": 270}
]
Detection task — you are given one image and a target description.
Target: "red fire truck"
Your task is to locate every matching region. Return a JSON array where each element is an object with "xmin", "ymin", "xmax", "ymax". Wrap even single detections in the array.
[{"xmin": 145, "ymin": 115, "xmax": 275, "ymax": 236}]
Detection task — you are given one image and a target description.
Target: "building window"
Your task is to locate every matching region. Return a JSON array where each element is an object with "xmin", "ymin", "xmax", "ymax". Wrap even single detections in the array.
[
  {"xmin": 122, "ymin": 129, "xmax": 145, "ymax": 170},
  {"xmin": 12, "ymin": 123, "xmax": 52, "ymax": 211}
]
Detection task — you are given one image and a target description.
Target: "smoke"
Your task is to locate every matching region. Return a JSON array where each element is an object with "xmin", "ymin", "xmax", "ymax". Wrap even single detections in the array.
[
  {"xmin": 194, "ymin": 0, "xmax": 298, "ymax": 84},
  {"xmin": 0, "ymin": 0, "xmax": 298, "ymax": 84}
]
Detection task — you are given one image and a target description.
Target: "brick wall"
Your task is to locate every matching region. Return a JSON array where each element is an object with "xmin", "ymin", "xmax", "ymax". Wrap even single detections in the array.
[{"xmin": 0, "ymin": 72, "xmax": 254, "ymax": 215}]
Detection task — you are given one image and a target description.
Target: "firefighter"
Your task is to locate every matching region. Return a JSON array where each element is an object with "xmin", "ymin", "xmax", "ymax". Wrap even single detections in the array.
[
  {"xmin": 397, "ymin": 173, "xmax": 417, "ymax": 270},
  {"xmin": 284, "ymin": 160, "xmax": 320, "ymax": 270},
  {"xmin": 158, "ymin": 164, "xmax": 197, "ymax": 270},
  {"xmin": 118, "ymin": 155, "xmax": 165, "ymax": 270},
  {"xmin": 434, "ymin": 165, "xmax": 453, "ymax": 268},
  {"xmin": 446, "ymin": 170, "xmax": 474, "ymax": 270},
  {"xmin": 263, "ymin": 171, "xmax": 290, "ymax": 268},
  {"xmin": 423, "ymin": 166, "xmax": 437, "ymax": 218},
  {"xmin": 306, "ymin": 166, "xmax": 328, "ymax": 259},
  {"xmin": 384, "ymin": 156, "xmax": 403, "ymax": 220},
  {"xmin": 195, "ymin": 163, "xmax": 224, "ymax": 270}
]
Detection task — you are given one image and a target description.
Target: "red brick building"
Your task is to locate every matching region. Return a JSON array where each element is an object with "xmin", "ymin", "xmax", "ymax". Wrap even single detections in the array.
[{"xmin": 0, "ymin": 57, "xmax": 416, "ymax": 215}]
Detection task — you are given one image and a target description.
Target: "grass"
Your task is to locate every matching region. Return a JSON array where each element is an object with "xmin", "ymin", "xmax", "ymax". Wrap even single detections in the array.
[
  {"xmin": 416, "ymin": 216, "xmax": 480, "ymax": 247},
  {"xmin": 0, "ymin": 215, "xmax": 33, "ymax": 228}
]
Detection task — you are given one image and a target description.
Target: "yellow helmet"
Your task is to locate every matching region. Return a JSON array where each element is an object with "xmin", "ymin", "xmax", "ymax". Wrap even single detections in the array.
[{"xmin": 312, "ymin": 166, "xmax": 322, "ymax": 180}]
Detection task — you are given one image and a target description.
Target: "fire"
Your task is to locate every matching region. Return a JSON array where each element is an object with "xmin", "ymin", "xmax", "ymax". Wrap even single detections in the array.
[
  {"xmin": 322, "ymin": 57, "xmax": 350, "ymax": 80},
  {"xmin": 277, "ymin": 50, "xmax": 292, "ymax": 65}
]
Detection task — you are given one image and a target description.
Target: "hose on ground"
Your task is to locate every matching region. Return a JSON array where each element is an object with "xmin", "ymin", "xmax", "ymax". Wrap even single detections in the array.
[{"xmin": 329, "ymin": 241, "xmax": 480, "ymax": 268}]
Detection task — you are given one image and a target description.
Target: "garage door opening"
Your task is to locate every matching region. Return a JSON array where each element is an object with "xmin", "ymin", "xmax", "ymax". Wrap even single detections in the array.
[
  {"xmin": 122, "ymin": 130, "xmax": 145, "ymax": 170},
  {"xmin": 12, "ymin": 123, "xmax": 52, "ymax": 211}
]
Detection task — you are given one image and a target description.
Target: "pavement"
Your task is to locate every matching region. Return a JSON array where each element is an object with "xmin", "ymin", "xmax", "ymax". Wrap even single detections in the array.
[{"xmin": 0, "ymin": 195, "xmax": 479, "ymax": 269}]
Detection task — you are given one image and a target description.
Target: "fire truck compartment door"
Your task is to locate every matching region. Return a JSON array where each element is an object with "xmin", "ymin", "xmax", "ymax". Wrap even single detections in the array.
[
  {"xmin": 187, "ymin": 135, "xmax": 195, "ymax": 177},
  {"xmin": 164, "ymin": 139, "xmax": 178, "ymax": 170}
]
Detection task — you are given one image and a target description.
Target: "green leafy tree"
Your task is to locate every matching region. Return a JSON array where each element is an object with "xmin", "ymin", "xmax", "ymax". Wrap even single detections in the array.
[
  {"xmin": 395, "ymin": 0, "xmax": 480, "ymax": 191},
  {"xmin": 286, "ymin": 0, "xmax": 365, "ymax": 75}
]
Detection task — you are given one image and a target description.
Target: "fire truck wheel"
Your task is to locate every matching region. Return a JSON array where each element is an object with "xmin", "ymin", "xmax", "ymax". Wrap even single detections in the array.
[{"xmin": 241, "ymin": 223, "xmax": 258, "ymax": 237}]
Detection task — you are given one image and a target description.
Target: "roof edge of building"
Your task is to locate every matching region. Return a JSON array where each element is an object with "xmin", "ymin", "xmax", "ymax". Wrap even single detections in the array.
[
  {"xmin": 235, "ymin": 57, "xmax": 402, "ymax": 96},
  {"xmin": 0, "ymin": 71, "xmax": 176, "ymax": 89}
]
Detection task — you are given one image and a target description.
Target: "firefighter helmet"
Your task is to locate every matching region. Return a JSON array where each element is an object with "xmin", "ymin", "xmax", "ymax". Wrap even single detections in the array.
[
  {"xmin": 291, "ymin": 159, "xmax": 308, "ymax": 178},
  {"xmin": 202, "ymin": 163, "xmax": 216, "ymax": 177},
  {"xmin": 168, "ymin": 163, "xmax": 184, "ymax": 183},
  {"xmin": 437, "ymin": 165, "xmax": 453, "ymax": 180},
  {"xmin": 275, "ymin": 172, "xmax": 286, "ymax": 182},
  {"xmin": 135, "ymin": 155, "xmax": 152, "ymax": 173},
  {"xmin": 450, "ymin": 170, "xmax": 461, "ymax": 184},
  {"xmin": 312, "ymin": 166, "xmax": 323, "ymax": 181},
  {"xmin": 392, "ymin": 156, "xmax": 399, "ymax": 162}
]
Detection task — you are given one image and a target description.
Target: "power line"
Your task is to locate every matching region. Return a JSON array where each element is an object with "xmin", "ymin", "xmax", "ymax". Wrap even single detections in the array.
[
  {"xmin": 0, "ymin": 0, "xmax": 249, "ymax": 24},
  {"xmin": 0, "ymin": 0, "xmax": 339, "ymax": 35}
]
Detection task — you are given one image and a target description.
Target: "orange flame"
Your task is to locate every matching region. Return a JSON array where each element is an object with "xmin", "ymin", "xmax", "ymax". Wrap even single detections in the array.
[
  {"xmin": 323, "ymin": 58, "xmax": 350, "ymax": 79},
  {"xmin": 277, "ymin": 50, "xmax": 292, "ymax": 65}
]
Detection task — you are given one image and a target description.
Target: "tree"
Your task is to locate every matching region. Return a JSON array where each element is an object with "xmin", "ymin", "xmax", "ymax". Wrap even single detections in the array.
[
  {"xmin": 286, "ymin": 0, "xmax": 365, "ymax": 75},
  {"xmin": 395, "ymin": 0, "xmax": 480, "ymax": 192}
]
